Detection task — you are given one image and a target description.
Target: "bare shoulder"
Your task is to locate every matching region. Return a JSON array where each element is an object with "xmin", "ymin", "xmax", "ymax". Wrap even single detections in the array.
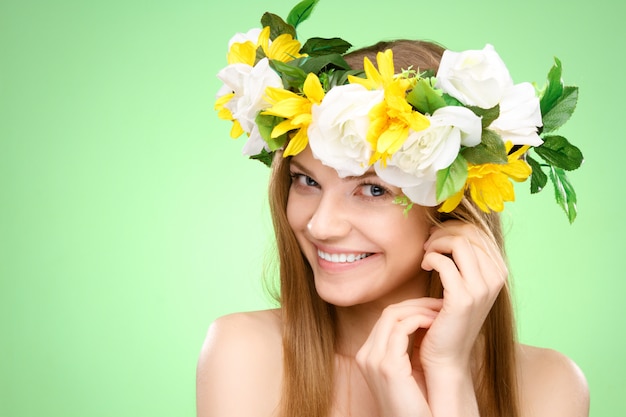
[
  {"xmin": 196, "ymin": 309, "xmax": 283, "ymax": 417},
  {"xmin": 517, "ymin": 343, "xmax": 589, "ymax": 417}
]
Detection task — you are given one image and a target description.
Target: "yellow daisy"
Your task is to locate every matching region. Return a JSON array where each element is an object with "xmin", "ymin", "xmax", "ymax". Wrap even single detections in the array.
[
  {"xmin": 348, "ymin": 49, "xmax": 430, "ymax": 164},
  {"xmin": 262, "ymin": 73, "xmax": 325, "ymax": 157},
  {"xmin": 219, "ymin": 27, "xmax": 305, "ymax": 138},
  {"xmin": 440, "ymin": 142, "xmax": 532, "ymax": 213}
]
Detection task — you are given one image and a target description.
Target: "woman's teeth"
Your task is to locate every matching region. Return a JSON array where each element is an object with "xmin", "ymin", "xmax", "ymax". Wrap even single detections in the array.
[{"xmin": 317, "ymin": 249, "xmax": 371, "ymax": 263}]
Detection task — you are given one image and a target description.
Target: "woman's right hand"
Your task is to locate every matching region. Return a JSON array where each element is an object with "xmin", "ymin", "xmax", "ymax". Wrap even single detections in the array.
[{"xmin": 355, "ymin": 297, "xmax": 443, "ymax": 417}]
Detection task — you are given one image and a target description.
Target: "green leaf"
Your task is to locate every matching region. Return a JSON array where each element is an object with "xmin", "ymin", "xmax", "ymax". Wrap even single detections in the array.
[
  {"xmin": 286, "ymin": 0, "xmax": 319, "ymax": 30},
  {"xmin": 406, "ymin": 78, "xmax": 446, "ymax": 115},
  {"xmin": 250, "ymin": 149, "xmax": 274, "ymax": 168},
  {"xmin": 301, "ymin": 37, "xmax": 352, "ymax": 56},
  {"xmin": 540, "ymin": 57, "xmax": 564, "ymax": 116},
  {"xmin": 255, "ymin": 113, "xmax": 288, "ymax": 151},
  {"xmin": 548, "ymin": 166, "xmax": 578, "ymax": 223},
  {"xmin": 436, "ymin": 154, "xmax": 468, "ymax": 202},
  {"xmin": 293, "ymin": 53, "xmax": 352, "ymax": 75},
  {"xmin": 527, "ymin": 154, "xmax": 548, "ymax": 194},
  {"xmin": 467, "ymin": 104, "xmax": 500, "ymax": 129},
  {"xmin": 442, "ymin": 93, "xmax": 463, "ymax": 107},
  {"xmin": 534, "ymin": 135, "xmax": 583, "ymax": 171},
  {"xmin": 461, "ymin": 129, "xmax": 508, "ymax": 165},
  {"xmin": 320, "ymin": 69, "xmax": 363, "ymax": 89},
  {"xmin": 269, "ymin": 59, "xmax": 308, "ymax": 90},
  {"xmin": 541, "ymin": 86, "xmax": 578, "ymax": 133},
  {"xmin": 261, "ymin": 12, "xmax": 296, "ymax": 40},
  {"xmin": 255, "ymin": 46, "xmax": 267, "ymax": 64}
]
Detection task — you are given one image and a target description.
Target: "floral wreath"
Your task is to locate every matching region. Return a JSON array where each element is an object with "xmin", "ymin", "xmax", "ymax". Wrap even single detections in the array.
[{"xmin": 215, "ymin": 0, "xmax": 583, "ymax": 222}]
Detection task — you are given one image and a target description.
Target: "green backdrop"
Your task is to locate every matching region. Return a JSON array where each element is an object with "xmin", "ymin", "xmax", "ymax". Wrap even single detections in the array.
[{"xmin": 1, "ymin": 0, "xmax": 623, "ymax": 415}]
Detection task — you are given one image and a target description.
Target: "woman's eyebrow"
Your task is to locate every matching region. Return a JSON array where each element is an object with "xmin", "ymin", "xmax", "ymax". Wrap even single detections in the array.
[
  {"xmin": 289, "ymin": 159, "xmax": 311, "ymax": 174},
  {"xmin": 343, "ymin": 171, "xmax": 378, "ymax": 182}
]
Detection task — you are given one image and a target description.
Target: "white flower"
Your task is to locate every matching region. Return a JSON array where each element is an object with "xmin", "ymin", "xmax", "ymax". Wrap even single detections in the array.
[
  {"xmin": 490, "ymin": 82, "xmax": 543, "ymax": 146},
  {"xmin": 375, "ymin": 106, "xmax": 482, "ymax": 206},
  {"xmin": 308, "ymin": 84, "xmax": 384, "ymax": 177},
  {"xmin": 436, "ymin": 44, "xmax": 513, "ymax": 109},
  {"xmin": 241, "ymin": 126, "xmax": 267, "ymax": 156},
  {"xmin": 228, "ymin": 28, "xmax": 262, "ymax": 48},
  {"xmin": 216, "ymin": 58, "xmax": 283, "ymax": 155}
]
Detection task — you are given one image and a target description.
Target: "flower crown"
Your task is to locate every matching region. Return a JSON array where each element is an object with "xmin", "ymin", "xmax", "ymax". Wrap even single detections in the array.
[{"xmin": 215, "ymin": 0, "xmax": 583, "ymax": 222}]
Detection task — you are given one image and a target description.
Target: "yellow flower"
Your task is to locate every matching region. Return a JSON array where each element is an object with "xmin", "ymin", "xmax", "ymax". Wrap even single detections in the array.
[
  {"xmin": 219, "ymin": 27, "xmax": 305, "ymax": 137},
  {"xmin": 439, "ymin": 142, "xmax": 532, "ymax": 213},
  {"xmin": 226, "ymin": 27, "xmax": 304, "ymax": 65},
  {"xmin": 262, "ymin": 73, "xmax": 325, "ymax": 157},
  {"xmin": 348, "ymin": 49, "xmax": 430, "ymax": 164}
]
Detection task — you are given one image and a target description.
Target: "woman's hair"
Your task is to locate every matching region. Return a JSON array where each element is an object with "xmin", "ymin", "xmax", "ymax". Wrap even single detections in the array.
[{"xmin": 268, "ymin": 39, "xmax": 520, "ymax": 417}]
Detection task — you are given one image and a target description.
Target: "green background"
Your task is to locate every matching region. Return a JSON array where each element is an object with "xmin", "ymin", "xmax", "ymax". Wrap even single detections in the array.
[{"xmin": 1, "ymin": 0, "xmax": 623, "ymax": 415}]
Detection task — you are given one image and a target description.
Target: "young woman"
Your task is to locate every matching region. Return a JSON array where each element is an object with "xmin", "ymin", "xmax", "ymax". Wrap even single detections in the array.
[{"xmin": 198, "ymin": 8, "xmax": 589, "ymax": 416}]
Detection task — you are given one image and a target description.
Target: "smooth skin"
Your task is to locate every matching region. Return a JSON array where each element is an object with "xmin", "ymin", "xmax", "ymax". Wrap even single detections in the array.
[{"xmin": 196, "ymin": 146, "xmax": 589, "ymax": 417}]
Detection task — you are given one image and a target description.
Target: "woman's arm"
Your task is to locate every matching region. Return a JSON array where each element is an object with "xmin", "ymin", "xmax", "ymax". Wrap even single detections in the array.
[{"xmin": 419, "ymin": 220, "xmax": 507, "ymax": 416}]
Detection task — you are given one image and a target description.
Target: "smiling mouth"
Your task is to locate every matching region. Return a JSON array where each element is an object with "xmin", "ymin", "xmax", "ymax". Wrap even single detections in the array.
[{"xmin": 317, "ymin": 249, "xmax": 373, "ymax": 264}]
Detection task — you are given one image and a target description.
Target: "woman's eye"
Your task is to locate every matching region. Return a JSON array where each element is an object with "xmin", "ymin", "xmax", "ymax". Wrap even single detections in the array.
[
  {"xmin": 291, "ymin": 173, "xmax": 318, "ymax": 187},
  {"xmin": 304, "ymin": 176, "xmax": 318, "ymax": 186},
  {"xmin": 362, "ymin": 184, "xmax": 387, "ymax": 197}
]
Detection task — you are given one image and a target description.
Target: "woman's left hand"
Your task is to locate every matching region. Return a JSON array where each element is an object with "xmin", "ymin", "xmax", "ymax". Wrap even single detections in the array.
[{"xmin": 419, "ymin": 220, "xmax": 508, "ymax": 372}]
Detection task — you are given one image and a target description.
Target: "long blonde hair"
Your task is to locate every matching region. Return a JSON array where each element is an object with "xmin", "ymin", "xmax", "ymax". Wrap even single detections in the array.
[{"xmin": 269, "ymin": 39, "xmax": 520, "ymax": 417}]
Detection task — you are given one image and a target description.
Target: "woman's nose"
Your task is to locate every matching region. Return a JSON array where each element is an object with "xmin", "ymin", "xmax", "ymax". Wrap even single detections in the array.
[{"xmin": 306, "ymin": 193, "xmax": 351, "ymax": 241}]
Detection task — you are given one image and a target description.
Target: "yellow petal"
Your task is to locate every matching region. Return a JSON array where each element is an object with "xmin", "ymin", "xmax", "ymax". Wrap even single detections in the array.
[
  {"xmin": 376, "ymin": 49, "xmax": 395, "ymax": 82},
  {"xmin": 227, "ymin": 41, "xmax": 256, "ymax": 66},
  {"xmin": 377, "ymin": 124, "xmax": 409, "ymax": 155},
  {"xmin": 406, "ymin": 111, "xmax": 430, "ymax": 132},
  {"xmin": 267, "ymin": 34, "xmax": 303, "ymax": 62},
  {"xmin": 348, "ymin": 74, "xmax": 374, "ymax": 90},
  {"xmin": 264, "ymin": 86, "xmax": 298, "ymax": 104},
  {"xmin": 502, "ymin": 160, "xmax": 532, "ymax": 182},
  {"xmin": 230, "ymin": 120, "xmax": 244, "ymax": 138},
  {"xmin": 469, "ymin": 181, "xmax": 493, "ymax": 213},
  {"xmin": 350, "ymin": 56, "xmax": 383, "ymax": 90},
  {"xmin": 257, "ymin": 26, "xmax": 271, "ymax": 51},
  {"xmin": 292, "ymin": 112, "xmax": 312, "ymax": 126},
  {"xmin": 271, "ymin": 119, "xmax": 296, "ymax": 137},
  {"xmin": 263, "ymin": 97, "xmax": 308, "ymax": 118},
  {"xmin": 303, "ymin": 73, "xmax": 325, "ymax": 104},
  {"xmin": 509, "ymin": 144, "xmax": 530, "ymax": 160},
  {"xmin": 283, "ymin": 128, "xmax": 308, "ymax": 157},
  {"xmin": 215, "ymin": 93, "xmax": 235, "ymax": 120},
  {"xmin": 217, "ymin": 106, "xmax": 233, "ymax": 120},
  {"xmin": 439, "ymin": 189, "xmax": 465, "ymax": 213}
]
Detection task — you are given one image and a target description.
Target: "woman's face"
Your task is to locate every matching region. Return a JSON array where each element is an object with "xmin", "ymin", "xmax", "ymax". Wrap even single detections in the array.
[{"xmin": 286, "ymin": 146, "xmax": 432, "ymax": 308}]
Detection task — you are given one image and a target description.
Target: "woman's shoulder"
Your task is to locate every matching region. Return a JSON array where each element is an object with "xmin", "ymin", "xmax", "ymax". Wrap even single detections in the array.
[
  {"xmin": 196, "ymin": 309, "xmax": 283, "ymax": 417},
  {"xmin": 205, "ymin": 309, "xmax": 283, "ymax": 341},
  {"xmin": 516, "ymin": 343, "xmax": 589, "ymax": 417}
]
